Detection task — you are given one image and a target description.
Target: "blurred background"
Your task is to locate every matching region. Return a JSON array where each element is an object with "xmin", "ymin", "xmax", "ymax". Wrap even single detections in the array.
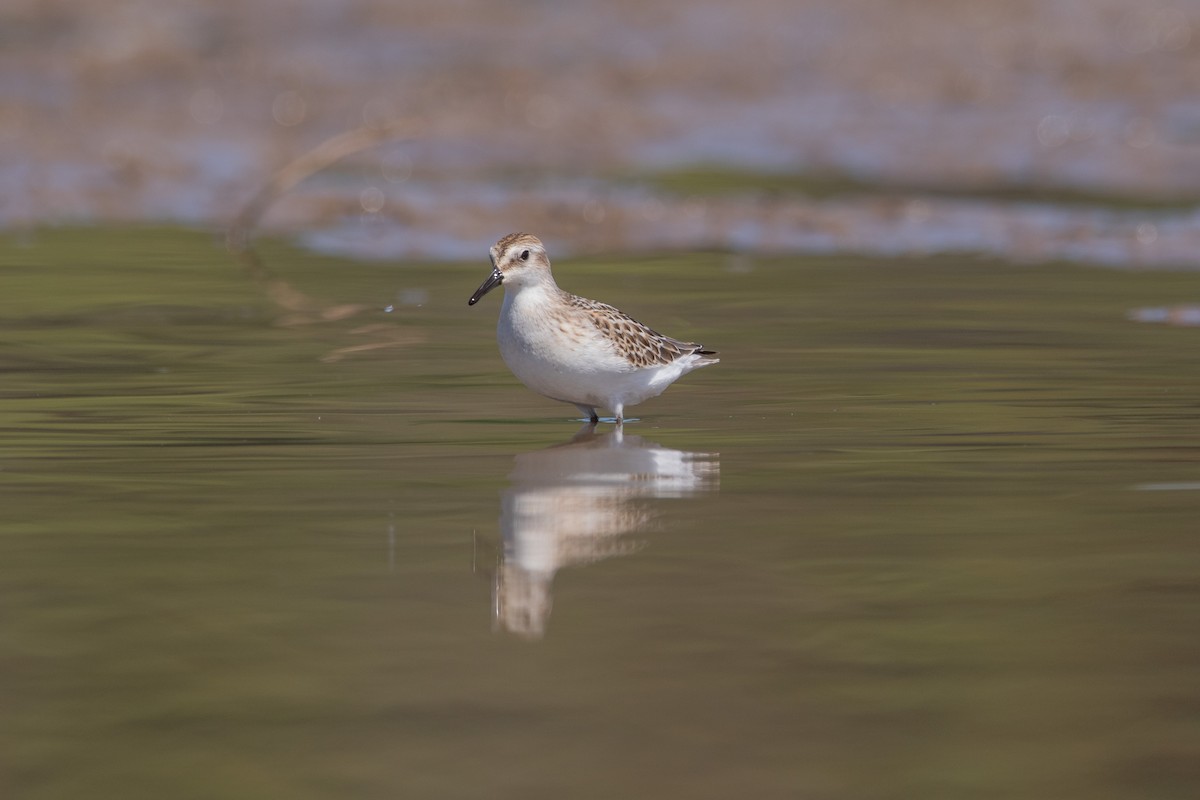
[
  {"xmin": 5, "ymin": 4, "xmax": 1200, "ymax": 799},
  {"xmin": 4, "ymin": 0, "xmax": 1200, "ymax": 263}
]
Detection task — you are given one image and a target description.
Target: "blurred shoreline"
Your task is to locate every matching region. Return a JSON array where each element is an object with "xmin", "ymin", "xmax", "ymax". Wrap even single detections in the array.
[{"xmin": 3, "ymin": 0, "xmax": 1199, "ymax": 265}]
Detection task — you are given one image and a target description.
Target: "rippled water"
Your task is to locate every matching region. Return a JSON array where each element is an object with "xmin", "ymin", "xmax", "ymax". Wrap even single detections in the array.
[{"xmin": 3, "ymin": 228, "xmax": 1200, "ymax": 798}]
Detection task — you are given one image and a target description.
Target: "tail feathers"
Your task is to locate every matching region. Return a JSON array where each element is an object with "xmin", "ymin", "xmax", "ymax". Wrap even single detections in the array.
[{"xmin": 692, "ymin": 346, "xmax": 720, "ymax": 367}]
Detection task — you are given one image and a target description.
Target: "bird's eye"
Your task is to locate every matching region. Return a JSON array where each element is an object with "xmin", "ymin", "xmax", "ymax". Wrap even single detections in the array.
[{"xmin": 520, "ymin": 250, "xmax": 530, "ymax": 261}]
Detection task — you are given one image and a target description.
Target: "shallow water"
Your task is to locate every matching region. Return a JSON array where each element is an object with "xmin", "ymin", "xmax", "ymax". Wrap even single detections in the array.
[{"xmin": 3, "ymin": 228, "xmax": 1200, "ymax": 799}]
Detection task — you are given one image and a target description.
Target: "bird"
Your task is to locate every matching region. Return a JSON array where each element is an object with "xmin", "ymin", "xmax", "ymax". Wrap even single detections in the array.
[{"xmin": 468, "ymin": 233, "xmax": 718, "ymax": 423}]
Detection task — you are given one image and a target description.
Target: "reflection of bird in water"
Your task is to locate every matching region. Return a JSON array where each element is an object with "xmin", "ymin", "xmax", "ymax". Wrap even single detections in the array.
[{"xmin": 491, "ymin": 424, "xmax": 719, "ymax": 639}]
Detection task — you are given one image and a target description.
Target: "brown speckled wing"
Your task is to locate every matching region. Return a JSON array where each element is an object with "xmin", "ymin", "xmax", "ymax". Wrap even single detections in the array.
[{"xmin": 567, "ymin": 294, "xmax": 714, "ymax": 369}]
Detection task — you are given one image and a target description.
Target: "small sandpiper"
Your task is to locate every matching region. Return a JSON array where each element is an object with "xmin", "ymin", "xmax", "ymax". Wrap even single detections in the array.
[{"xmin": 468, "ymin": 233, "xmax": 718, "ymax": 423}]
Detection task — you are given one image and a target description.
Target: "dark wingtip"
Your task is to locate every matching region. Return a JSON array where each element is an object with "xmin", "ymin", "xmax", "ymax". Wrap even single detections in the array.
[{"xmin": 697, "ymin": 348, "xmax": 718, "ymax": 355}]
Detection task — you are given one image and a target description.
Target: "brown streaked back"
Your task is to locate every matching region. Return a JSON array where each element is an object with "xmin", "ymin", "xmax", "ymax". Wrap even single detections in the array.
[{"xmin": 566, "ymin": 293, "xmax": 715, "ymax": 369}]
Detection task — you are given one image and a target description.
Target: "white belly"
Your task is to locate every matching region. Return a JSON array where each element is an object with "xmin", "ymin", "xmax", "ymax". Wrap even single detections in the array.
[
  {"xmin": 495, "ymin": 290, "xmax": 657, "ymax": 408},
  {"xmin": 493, "ymin": 285, "xmax": 713, "ymax": 414}
]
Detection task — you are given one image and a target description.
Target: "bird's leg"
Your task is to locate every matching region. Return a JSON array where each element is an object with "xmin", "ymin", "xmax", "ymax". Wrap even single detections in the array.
[
  {"xmin": 612, "ymin": 402, "xmax": 624, "ymax": 426},
  {"xmin": 575, "ymin": 404, "xmax": 599, "ymax": 424}
]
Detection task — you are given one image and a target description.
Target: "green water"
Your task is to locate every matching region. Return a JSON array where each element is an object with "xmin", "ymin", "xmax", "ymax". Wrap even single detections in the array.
[{"xmin": 3, "ymin": 228, "xmax": 1199, "ymax": 799}]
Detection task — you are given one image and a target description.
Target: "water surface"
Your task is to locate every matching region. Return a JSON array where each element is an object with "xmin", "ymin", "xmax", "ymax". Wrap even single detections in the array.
[{"xmin": 3, "ymin": 229, "xmax": 1199, "ymax": 798}]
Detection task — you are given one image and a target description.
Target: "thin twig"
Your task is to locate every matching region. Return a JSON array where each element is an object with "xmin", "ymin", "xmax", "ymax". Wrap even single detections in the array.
[{"xmin": 226, "ymin": 118, "xmax": 421, "ymax": 261}]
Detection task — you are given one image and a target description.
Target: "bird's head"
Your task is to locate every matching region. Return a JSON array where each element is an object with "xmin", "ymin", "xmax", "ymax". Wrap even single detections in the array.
[{"xmin": 468, "ymin": 233, "xmax": 551, "ymax": 305}]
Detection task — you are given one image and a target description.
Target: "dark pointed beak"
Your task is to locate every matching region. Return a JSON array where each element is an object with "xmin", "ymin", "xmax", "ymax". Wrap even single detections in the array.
[{"xmin": 468, "ymin": 267, "xmax": 503, "ymax": 306}]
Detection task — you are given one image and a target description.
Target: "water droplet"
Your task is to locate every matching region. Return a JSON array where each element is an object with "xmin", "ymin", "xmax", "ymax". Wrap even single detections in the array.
[
  {"xmin": 382, "ymin": 154, "xmax": 412, "ymax": 183},
  {"xmin": 188, "ymin": 88, "xmax": 223, "ymax": 125},
  {"xmin": 1036, "ymin": 114, "xmax": 1071, "ymax": 148},
  {"xmin": 272, "ymin": 90, "xmax": 307, "ymax": 127},
  {"xmin": 360, "ymin": 186, "xmax": 386, "ymax": 213},
  {"xmin": 582, "ymin": 200, "xmax": 606, "ymax": 224}
]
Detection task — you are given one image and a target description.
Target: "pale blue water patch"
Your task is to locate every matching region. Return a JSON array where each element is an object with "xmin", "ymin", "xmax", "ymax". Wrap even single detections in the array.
[
  {"xmin": 633, "ymin": 97, "xmax": 812, "ymax": 172},
  {"xmin": 1164, "ymin": 101, "xmax": 1200, "ymax": 145},
  {"xmin": 1129, "ymin": 305, "xmax": 1200, "ymax": 325},
  {"xmin": 176, "ymin": 138, "xmax": 262, "ymax": 187},
  {"xmin": 302, "ymin": 221, "xmax": 488, "ymax": 262},
  {"xmin": 296, "ymin": 182, "xmax": 1200, "ymax": 269}
]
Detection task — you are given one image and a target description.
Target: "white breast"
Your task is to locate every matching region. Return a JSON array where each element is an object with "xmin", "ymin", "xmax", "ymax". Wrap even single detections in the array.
[{"xmin": 497, "ymin": 288, "xmax": 634, "ymax": 406}]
